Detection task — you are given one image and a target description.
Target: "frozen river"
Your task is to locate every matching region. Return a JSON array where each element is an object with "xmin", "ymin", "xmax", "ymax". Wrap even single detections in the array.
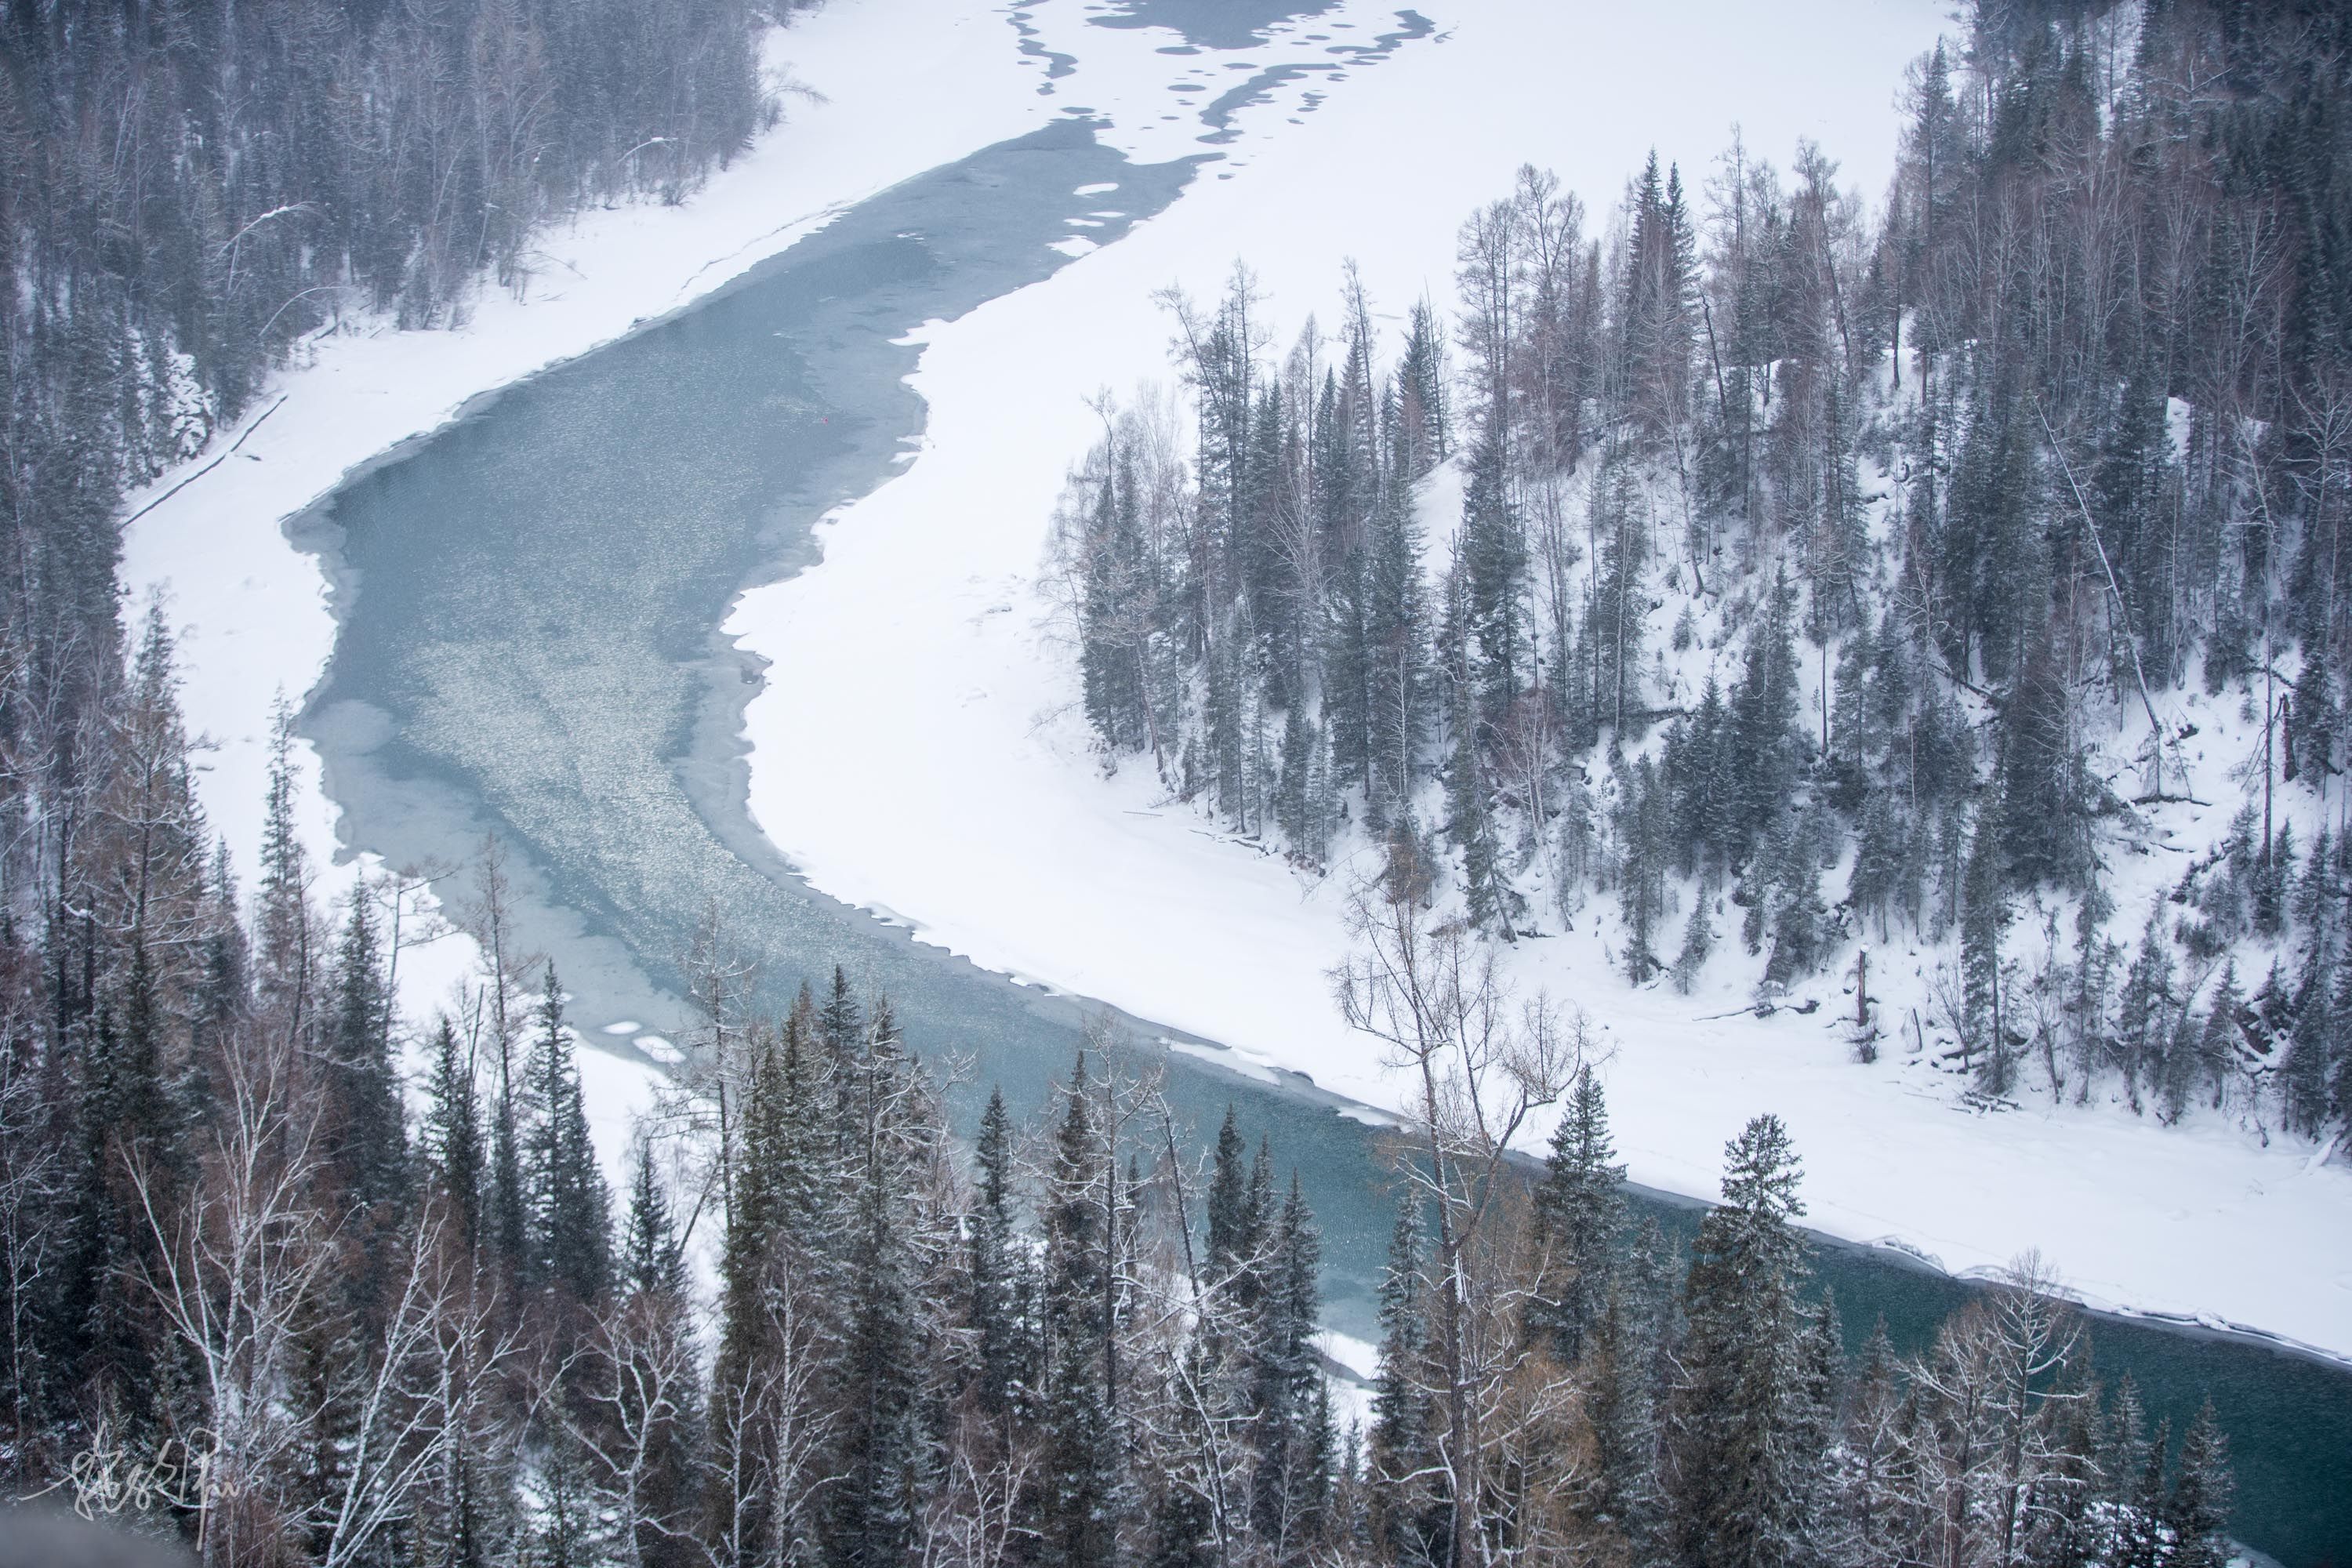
[{"xmin": 287, "ymin": 4, "xmax": 2352, "ymax": 1560}]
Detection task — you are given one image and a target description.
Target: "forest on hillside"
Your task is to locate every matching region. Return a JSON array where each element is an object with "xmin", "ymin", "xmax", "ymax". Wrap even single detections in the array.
[{"xmin": 1052, "ymin": 0, "xmax": 2352, "ymax": 1142}]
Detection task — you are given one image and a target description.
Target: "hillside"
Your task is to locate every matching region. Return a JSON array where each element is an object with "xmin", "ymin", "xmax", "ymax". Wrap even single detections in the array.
[{"xmin": 735, "ymin": 0, "xmax": 2352, "ymax": 1356}]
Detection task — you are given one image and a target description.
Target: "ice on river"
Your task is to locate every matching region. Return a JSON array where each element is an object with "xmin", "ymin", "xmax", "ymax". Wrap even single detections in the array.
[
  {"xmin": 722, "ymin": 0, "xmax": 2352, "ymax": 1362},
  {"xmin": 105, "ymin": 0, "xmax": 2352, "ymax": 1363}
]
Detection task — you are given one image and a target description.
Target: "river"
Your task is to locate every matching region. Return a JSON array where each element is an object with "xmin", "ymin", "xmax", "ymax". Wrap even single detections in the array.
[{"xmin": 289, "ymin": 8, "xmax": 2352, "ymax": 1563}]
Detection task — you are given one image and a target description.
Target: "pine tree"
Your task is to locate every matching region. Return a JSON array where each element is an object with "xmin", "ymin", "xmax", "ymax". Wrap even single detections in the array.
[
  {"xmin": 2164, "ymin": 1399, "xmax": 2235, "ymax": 1568},
  {"xmin": 2101, "ymin": 1375, "xmax": 2153, "ymax": 1567},
  {"xmin": 1672, "ymin": 893, "xmax": 1717, "ymax": 994},
  {"xmin": 1248, "ymin": 1174, "xmax": 1330, "ymax": 1559},
  {"xmin": 1241, "ymin": 1136, "xmax": 1276, "ymax": 1326},
  {"xmin": 1586, "ymin": 1212, "xmax": 1676, "ymax": 1562},
  {"xmin": 2118, "ymin": 1414, "xmax": 2174, "ymax": 1568},
  {"xmin": 1364, "ymin": 430, "xmax": 1431, "ymax": 822},
  {"xmin": 325, "ymin": 888, "xmax": 407, "ymax": 1211},
  {"xmin": 1998, "ymin": 624, "xmax": 2091, "ymax": 887},
  {"xmin": 1962, "ymin": 810, "xmax": 2010, "ymax": 1087},
  {"xmin": 426, "ymin": 1017, "xmax": 485, "ymax": 1250},
  {"xmin": 827, "ymin": 992, "xmax": 931, "ymax": 1568},
  {"xmin": 710, "ymin": 1023, "xmax": 791, "ymax": 1566},
  {"xmin": 1730, "ymin": 572, "xmax": 1803, "ymax": 856},
  {"xmin": 2194, "ymin": 963, "xmax": 2244, "ymax": 1113},
  {"xmin": 2281, "ymin": 939, "xmax": 2336, "ymax": 1135},
  {"xmin": 524, "ymin": 964, "xmax": 610, "ymax": 1305},
  {"xmin": 1762, "ymin": 815, "xmax": 1829, "ymax": 987},
  {"xmin": 490, "ymin": 989, "xmax": 531, "ymax": 1285},
  {"xmin": 2118, "ymin": 913, "xmax": 2178, "ymax": 1117},
  {"xmin": 971, "ymin": 1087, "xmax": 1028, "ymax": 1417},
  {"xmin": 1668, "ymin": 1115, "xmax": 1814, "ymax": 1568},
  {"xmin": 623, "ymin": 1136, "xmax": 686, "ymax": 1300},
  {"xmin": 1458, "ymin": 422, "xmax": 1527, "ymax": 721},
  {"xmin": 1080, "ymin": 437, "xmax": 1153, "ymax": 754},
  {"xmin": 255, "ymin": 691, "xmax": 314, "ymax": 1029},
  {"xmin": 1618, "ymin": 757, "xmax": 1670, "ymax": 981},
  {"xmin": 1529, "ymin": 1065, "xmax": 1625, "ymax": 1364},
  {"xmin": 1449, "ymin": 702, "xmax": 1511, "ymax": 940},
  {"xmin": 1367, "ymin": 1204, "xmax": 1435, "ymax": 1565},
  {"xmin": 1040, "ymin": 1055, "xmax": 1120, "ymax": 1568},
  {"xmin": 617, "ymin": 1134, "xmax": 702, "ymax": 1568},
  {"xmin": 1207, "ymin": 1105, "xmax": 1254, "ymax": 1281},
  {"xmin": 1399, "ymin": 297, "xmax": 1452, "ymax": 474}
]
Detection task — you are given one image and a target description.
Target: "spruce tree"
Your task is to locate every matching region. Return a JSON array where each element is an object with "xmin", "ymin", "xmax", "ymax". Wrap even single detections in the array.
[
  {"xmin": 1668, "ymin": 1115, "xmax": 1815, "ymax": 1568},
  {"xmin": 622, "ymin": 1136, "xmax": 686, "ymax": 1300},
  {"xmin": 971, "ymin": 1086, "xmax": 1028, "ymax": 1417},
  {"xmin": 325, "ymin": 889, "xmax": 408, "ymax": 1211},
  {"xmin": 255, "ymin": 691, "xmax": 314, "ymax": 1027},
  {"xmin": 1457, "ymin": 422, "xmax": 1527, "ymax": 720},
  {"xmin": 2281, "ymin": 942, "xmax": 2336, "ymax": 1135},
  {"xmin": 827, "ymin": 992, "xmax": 931, "ymax": 1568},
  {"xmin": 1040, "ymin": 1055, "xmax": 1120, "ymax": 1568},
  {"xmin": 1962, "ymin": 811, "xmax": 2009, "ymax": 1087},
  {"xmin": 1248, "ymin": 1174, "xmax": 1330, "ymax": 1558},
  {"xmin": 2163, "ymin": 1399, "xmax": 2234, "ymax": 1568},
  {"xmin": 1207, "ymin": 1105, "xmax": 1253, "ymax": 1283},
  {"xmin": 1529, "ymin": 1065, "xmax": 1625, "ymax": 1364},
  {"xmin": 1367, "ymin": 1204, "xmax": 1434, "ymax": 1565},
  {"xmin": 524, "ymin": 965, "xmax": 610, "ymax": 1305},
  {"xmin": 618, "ymin": 1133, "xmax": 702, "ymax": 1568},
  {"xmin": 1364, "ymin": 450, "xmax": 1430, "ymax": 820},
  {"xmin": 1582, "ymin": 1269, "xmax": 1666, "ymax": 1559},
  {"xmin": 426, "ymin": 1017, "xmax": 485, "ymax": 1250}
]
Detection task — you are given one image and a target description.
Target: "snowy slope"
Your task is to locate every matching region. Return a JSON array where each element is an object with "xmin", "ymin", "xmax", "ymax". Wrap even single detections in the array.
[{"xmin": 725, "ymin": 0, "xmax": 2352, "ymax": 1362}]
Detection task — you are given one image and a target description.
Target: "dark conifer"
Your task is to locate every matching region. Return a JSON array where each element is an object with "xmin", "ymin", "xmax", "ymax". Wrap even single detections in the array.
[
  {"xmin": 1040, "ymin": 1054, "xmax": 1120, "ymax": 1568},
  {"xmin": 1530, "ymin": 1065, "xmax": 1625, "ymax": 1364},
  {"xmin": 1668, "ymin": 1115, "xmax": 1814, "ymax": 1568},
  {"xmin": 524, "ymin": 964, "xmax": 610, "ymax": 1305},
  {"xmin": 325, "ymin": 890, "xmax": 408, "ymax": 1211},
  {"xmin": 426, "ymin": 1017, "xmax": 485, "ymax": 1250}
]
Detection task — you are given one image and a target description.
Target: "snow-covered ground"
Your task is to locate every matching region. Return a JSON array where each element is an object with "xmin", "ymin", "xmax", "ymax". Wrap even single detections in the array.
[
  {"xmin": 116, "ymin": 0, "xmax": 1093, "ymax": 1181},
  {"xmin": 727, "ymin": 0, "xmax": 2352, "ymax": 1363},
  {"xmin": 112, "ymin": 0, "xmax": 2352, "ymax": 1359},
  {"xmin": 118, "ymin": 0, "xmax": 1065, "ymax": 1018},
  {"xmin": 112, "ymin": 0, "xmax": 1475, "ymax": 1189}
]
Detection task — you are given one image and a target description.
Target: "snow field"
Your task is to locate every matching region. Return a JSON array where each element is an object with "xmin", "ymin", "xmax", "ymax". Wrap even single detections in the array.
[{"xmin": 725, "ymin": 0, "xmax": 2352, "ymax": 1360}]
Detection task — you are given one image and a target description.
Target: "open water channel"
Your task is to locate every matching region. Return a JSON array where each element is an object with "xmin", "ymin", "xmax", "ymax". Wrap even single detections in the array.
[{"xmin": 289, "ymin": 5, "xmax": 2352, "ymax": 1559}]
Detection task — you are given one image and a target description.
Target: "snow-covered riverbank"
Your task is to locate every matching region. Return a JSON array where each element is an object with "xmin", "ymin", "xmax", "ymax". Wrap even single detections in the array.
[
  {"xmin": 111, "ymin": 0, "xmax": 1460, "ymax": 1185},
  {"xmin": 724, "ymin": 0, "xmax": 2352, "ymax": 1363},
  {"xmin": 116, "ymin": 0, "xmax": 1083, "ymax": 1182},
  {"xmin": 114, "ymin": 0, "xmax": 2352, "ymax": 1363},
  {"xmin": 118, "ymin": 0, "xmax": 1056, "ymax": 1013}
]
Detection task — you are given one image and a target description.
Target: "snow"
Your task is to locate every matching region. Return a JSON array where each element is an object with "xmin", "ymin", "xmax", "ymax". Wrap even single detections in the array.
[
  {"xmin": 725, "ymin": 0, "xmax": 2352, "ymax": 1363},
  {"xmin": 103, "ymin": 0, "xmax": 2352, "ymax": 1362},
  {"xmin": 1314, "ymin": 1328, "xmax": 1381, "ymax": 1436},
  {"xmin": 114, "ymin": 0, "xmax": 1075, "ymax": 1169},
  {"xmin": 117, "ymin": 0, "xmax": 1058, "ymax": 1026}
]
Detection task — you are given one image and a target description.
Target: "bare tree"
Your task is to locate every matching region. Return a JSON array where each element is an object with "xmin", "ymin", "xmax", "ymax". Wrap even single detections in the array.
[{"xmin": 1330, "ymin": 837, "xmax": 1591, "ymax": 1566}]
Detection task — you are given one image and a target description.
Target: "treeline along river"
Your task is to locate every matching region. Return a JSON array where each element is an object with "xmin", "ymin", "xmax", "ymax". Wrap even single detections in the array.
[{"xmin": 290, "ymin": 100, "xmax": 2352, "ymax": 1568}]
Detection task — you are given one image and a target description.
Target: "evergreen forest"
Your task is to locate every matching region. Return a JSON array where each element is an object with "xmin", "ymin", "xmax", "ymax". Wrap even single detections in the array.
[
  {"xmin": 1053, "ymin": 0, "xmax": 2352, "ymax": 1141},
  {"xmin": 0, "ymin": 0, "xmax": 2318, "ymax": 1561}
]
